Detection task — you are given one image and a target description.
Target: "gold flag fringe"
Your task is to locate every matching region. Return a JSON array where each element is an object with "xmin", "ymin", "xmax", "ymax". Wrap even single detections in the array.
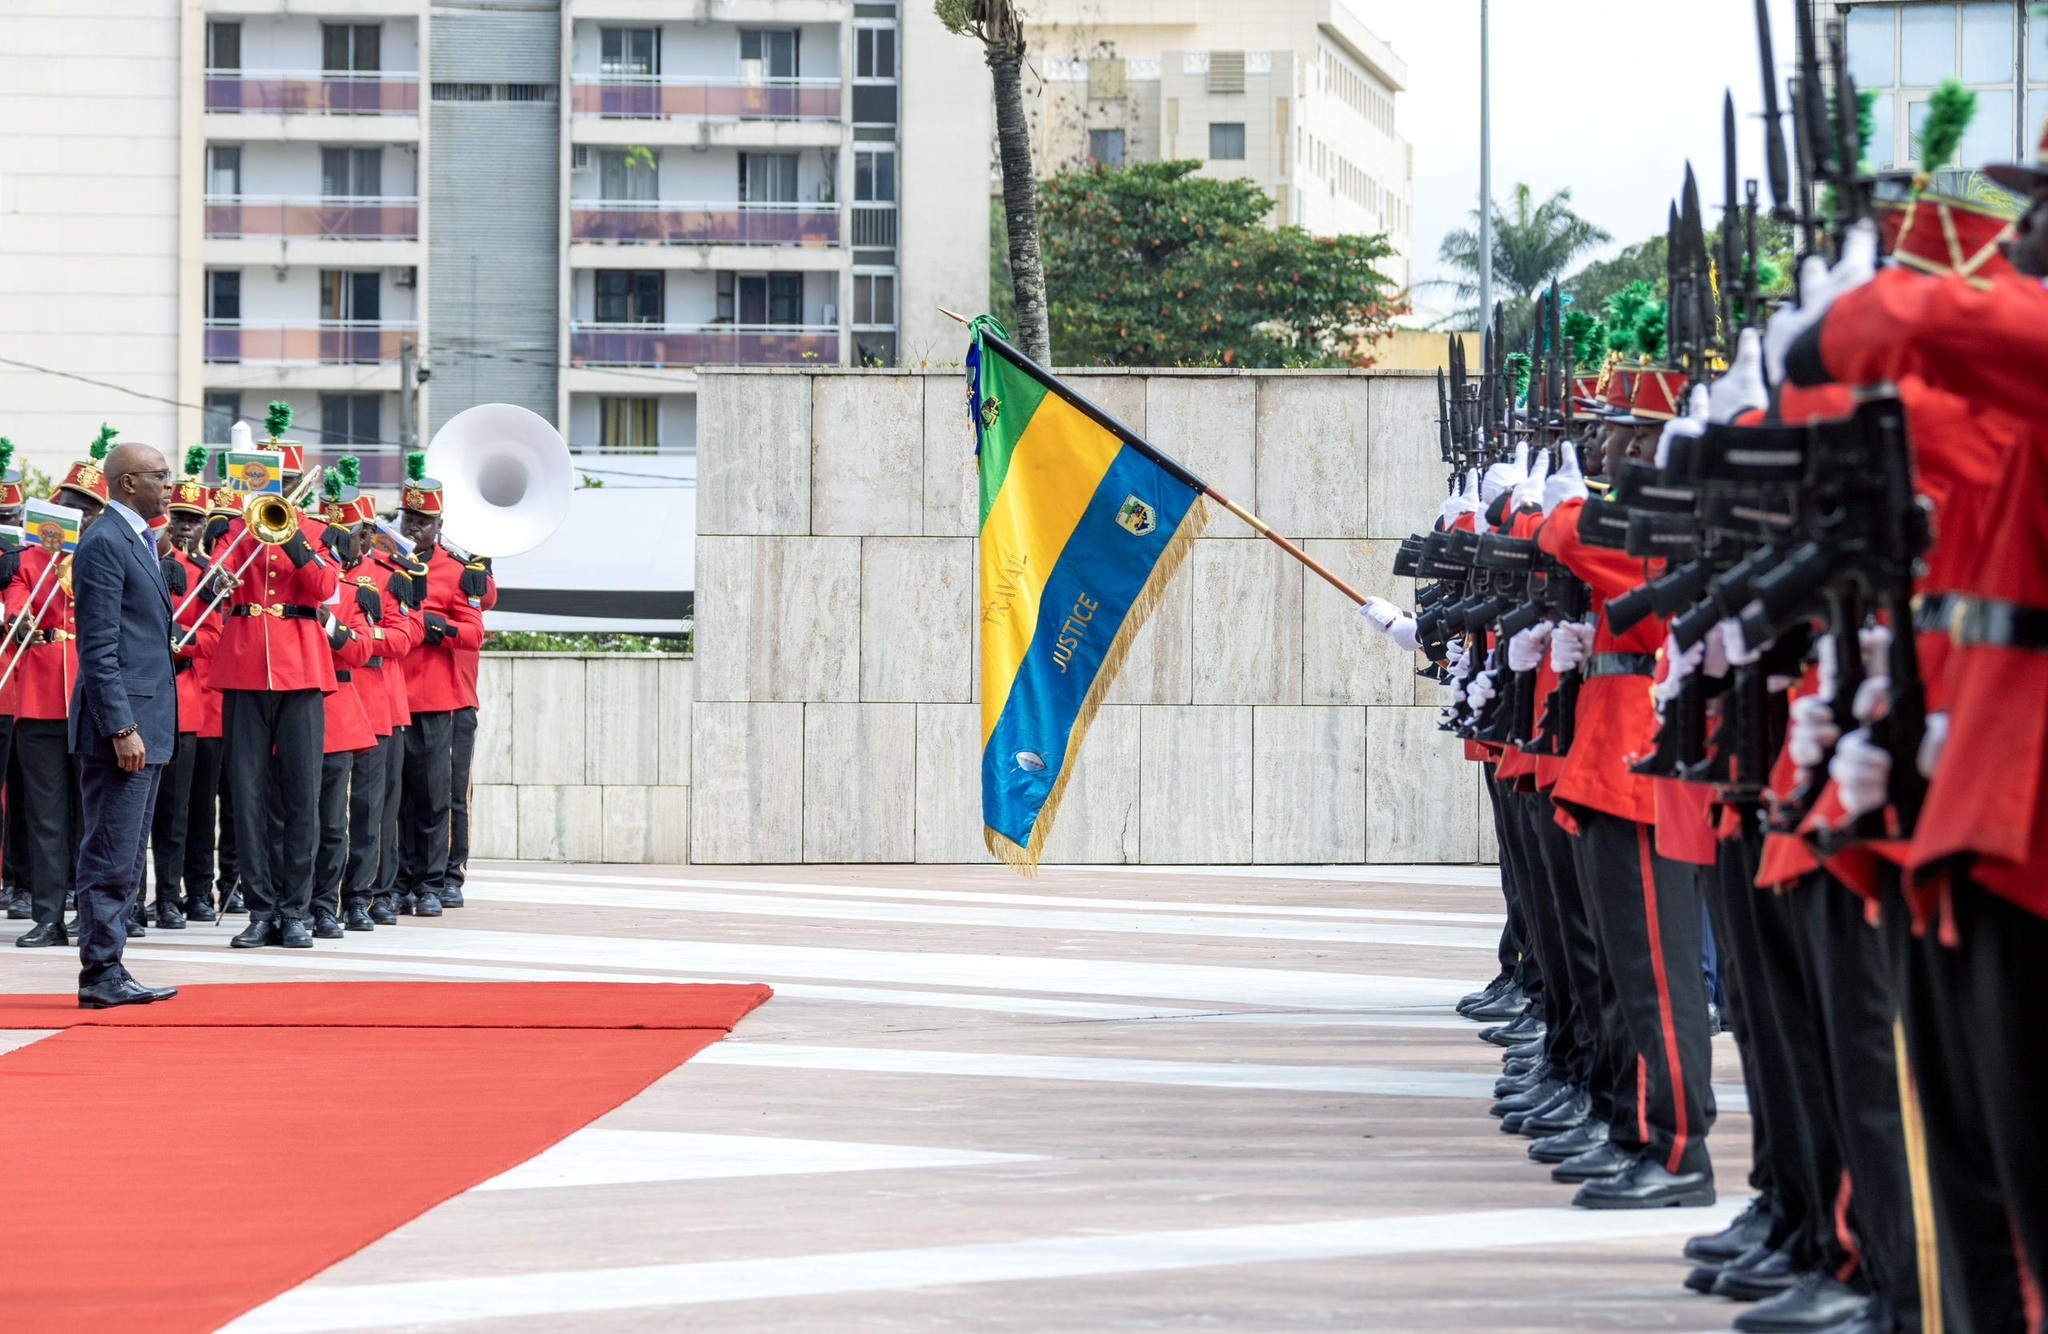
[{"xmin": 985, "ymin": 495, "xmax": 1212, "ymax": 876}]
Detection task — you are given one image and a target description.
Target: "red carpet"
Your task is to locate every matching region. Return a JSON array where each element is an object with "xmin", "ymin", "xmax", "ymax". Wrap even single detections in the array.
[{"xmin": 0, "ymin": 982, "xmax": 771, "ymax": 1334}]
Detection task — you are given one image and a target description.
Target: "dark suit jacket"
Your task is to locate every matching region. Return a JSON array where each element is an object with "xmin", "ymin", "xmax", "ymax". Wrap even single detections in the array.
[{"xmin": 68, "ymin": 509, "xmax": 176, "ymax": 765}]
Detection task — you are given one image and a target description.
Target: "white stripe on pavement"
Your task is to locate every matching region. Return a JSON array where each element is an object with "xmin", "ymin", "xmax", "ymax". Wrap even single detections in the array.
[
  {"xmin": 475, "ymin": 1129, "xmax": 1044, "ymax": 1192},
  {"xmin": 226, "ymin": 1202, "xmax": 1740, "ymax": 1332}
]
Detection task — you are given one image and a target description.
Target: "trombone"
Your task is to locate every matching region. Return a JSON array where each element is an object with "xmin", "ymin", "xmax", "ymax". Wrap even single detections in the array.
[
  {"xmin": 172, "ymin": 478, "xmax": 322, "ymax": 653},
  {"xmin": 0, "ymin": 547, "xmax": 71, "ymax": 696},
  {"xmin": 169, "ymin": 466, "xmax": 324, "ymax": 626}
]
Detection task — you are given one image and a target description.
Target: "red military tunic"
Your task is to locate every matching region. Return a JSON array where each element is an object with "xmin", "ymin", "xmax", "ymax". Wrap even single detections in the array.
[
  {"xmin": 3, "ymin": 546, "xmax": 77, "ymax": 722},
  {"xmin": 452, "ymin": 563, "xmax": 497, "ymax": 712},
  {"xmin": 399, "ymin": 545, "xmax": 485, "ymax": 714},
  {"xmin": 208, "ymin": 515, "xmax": 341, "ymax": 695},
  {"xmin": 1539, "ymin": 497, "xmax": 1663, "ymax": 828},
  {"xmin": 368, "ymin": 554, "xmax": 420, "ymax": 728},
  {"xmin": 1809, "ymin": 268, "xmax": 2048, "ymax": 919},
  {"xmin": 320, "ymin": 582, "xmax": 378, "ymax": 755},
  {"xmin": 167, "ymin": 549, "xmax": 219, "ymax": 733}
]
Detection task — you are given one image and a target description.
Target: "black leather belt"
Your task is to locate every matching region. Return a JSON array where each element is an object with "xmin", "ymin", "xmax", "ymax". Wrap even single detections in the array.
[
  {"xmin": 364, "ymin": 656, "xmax": 384, "ymax": 669},
  {"xmin": 1913, "ymin": 592, "xmax": 1961, "ymax": 635},
  {"xmin": 173, "ymin": 659, "xmax": 192, "ymax": 675},
  {"xmin": 1586, "ymin": 652, "xmax": 1658, "ymax": 679},
  {"xmin": 334, "ymin": 670, "xmax": 352, "ymax": 683},
  {"xmin": 231, "ymin": 604, "xmax": 318, "ymax": 621},
  {"xmin": 29, "ymin": 628, "xmax": 71, "ymax": 646},
  {"xmin": 1953, "ymin": 597, "xmax": 2048, "ymax": 653}
]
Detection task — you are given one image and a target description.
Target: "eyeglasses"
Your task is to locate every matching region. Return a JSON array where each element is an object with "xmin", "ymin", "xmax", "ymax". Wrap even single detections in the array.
[{"xmin": 132, "ymin": 470, "xmax": 173, "ymax": 484}]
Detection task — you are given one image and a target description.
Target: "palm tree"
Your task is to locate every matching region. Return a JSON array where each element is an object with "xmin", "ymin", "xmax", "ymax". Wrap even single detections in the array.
[
  {"xmin": 1436, "ymin": 184, "xmax": 1611, "ymax": 338},
  {"xmin": 935, "ymin": 0, "xmax": 1052, "ymax": 364}
]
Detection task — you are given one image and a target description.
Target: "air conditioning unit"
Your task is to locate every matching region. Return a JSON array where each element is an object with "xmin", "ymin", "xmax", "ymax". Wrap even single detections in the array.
[
  {"xmin": 572, "ymin": 144, "xmax": 591, "ymax": 170},
  {"xmin": 394, "ymin": 266, "xmax": 417, "ymax": 289}
]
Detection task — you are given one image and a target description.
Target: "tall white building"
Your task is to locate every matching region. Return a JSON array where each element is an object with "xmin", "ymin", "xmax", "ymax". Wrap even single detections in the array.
[
  {"xmin": 1022, "ymin": 0, "xmax": 1414, "ymax": 291},
  {"xmin": 1821, "ymin": 2, "xmax": 2045, "ymax": 174}
]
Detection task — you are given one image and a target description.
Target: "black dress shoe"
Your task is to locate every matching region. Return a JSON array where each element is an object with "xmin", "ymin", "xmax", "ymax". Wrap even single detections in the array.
[
  {"xmin": 279, "ymin": 918, "xmax": 314, "ymax": 948},
  {"xmin": 1574, "ymin": 1157, "xmax": 1715, "ymax": 1209},
  {"xmin": 64, "ymin": 915, "xmax": 81, "ymax": 934},
  {"xmin": 1505, "ymin": 1037, "xmax": 1546, "ymax": 1062},
  {"xmin": 1551, "ymin": 1140, "xmax": 1637, "ymax": 1183},
  {"xmin": 1685, "ymin": 1260, "xmax": 1727, "ymax": 1294},
  {"xmin": 310, "ymin": 910, "xmax": 344, "ymax": 940},
  {"xmin": 231, "ymin": 917, "xmax": 281, "ymax": 949},
  {"xmin": 184, "ymin": 894, "xmax": 219, "ymax": 924},
  {"xmin": 154, "ymin": 898, "xmax": 187, "ymax": 930},
  {"xmin": 15, "ymin": 920, "xmax": 68, "ymax": 948},
  {"xmin": 437, "ymin": 885, "xmax": 464, "ymax": 908},
  {"xmin": 1713, "ymin": 1243, "xmax": 1805, "ymax": 1301},
  {"xmin": 1465, "ymin": 983, "xmax": 1528, "ymax": 1022},
  {"xmin": 1686, "ymin": 1194, "xmax": 1775, "ymax": 1263},
  {"xmin": 3, "ymin": 888, "xmax": 29, "ymax": 919},
  {"xmin": 224, "ymin": 888, "xmax": 247, "ymax": 913},
  {"xmin": 125, "ymin": 916, "xmax": 146, "ymax": 938},
  {"xmin": 1490, "ymin": 1078, "xmax": 1561, "ymax": 1119},
  {"xmin": 397, "ymin": 893, "xmax": 418, "ymax": 915},
  {"xmin": 1732, "ymin": 1273, "xmax": 1870, "ymax": 1332},
  {"xmin": 1517, "ymin": 1085, "xmax": 1592, "ymax": 1137},
  {"xmin": 1530, "ymin": 1117, "xmax": 1608, "ymax": 1164},
  {"xmin": 1707, "ymin": 1001, "xmax": 1725, "ymax": 1038},
  {"xmin": 369, "ymin": 895, "xmax": 398, "ymax": 926},
  {"xmin": 78, "ymin": 976, "xmax": 178, "ymax": 1009},
  {"xmin": 1483, "ymin": 1014, "xmax": 1546, "ymax": 1049},
  {"xmin": 1494, "ymin": 1062, "xmax": 1548, "ymax": 1098},
  {"xmin": 412, "ymin": 891, "xmax": 443, "ymax": 918},
  {"xmin": 343, "ymin": 903, "xmax": 375, "ymax": 932},
  {"xmin": 1458, "ymin": 973, "xmax": 1513, "ymax": 1016}
]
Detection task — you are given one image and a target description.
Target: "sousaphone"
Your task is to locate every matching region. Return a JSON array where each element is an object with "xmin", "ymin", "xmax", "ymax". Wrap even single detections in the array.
[{"xmin": 424, "ymin": 404, "xmax": 575, "ymax": 557}]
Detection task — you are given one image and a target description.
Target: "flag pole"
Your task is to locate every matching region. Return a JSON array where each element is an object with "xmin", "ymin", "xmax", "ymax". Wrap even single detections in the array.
[{"xmin": 942, "ymin": 309, "xmax": 1370, "ymax": 608}]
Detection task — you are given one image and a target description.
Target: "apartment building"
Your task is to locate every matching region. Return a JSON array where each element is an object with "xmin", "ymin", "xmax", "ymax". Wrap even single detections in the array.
[
  {"xmin": 1022, "ymin": 0, "xmax": 1415, "ymax": 292},
  {"xmin": 1820, "ymin": 2, "xmax": 2045, "ymax": 174}
]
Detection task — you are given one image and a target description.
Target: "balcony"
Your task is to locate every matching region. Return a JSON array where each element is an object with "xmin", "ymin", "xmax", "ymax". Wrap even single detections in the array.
[
  {"xmin": 204, "ymin": 321, "xmax": 417, "ymax": 365},
  {"xmin": 570, "ymin": 76, "xmax": 840, "ymax": 122},
  {"xmin": 205, "ymin": 196, "xmax": 419, "ymax": 241},
  {"xmin": 569, "ymin": 322, "xmax": 839, "ymax": 369},
  {"xmin": 572, "ymin": 201, "xmax": 839, "ymax": 248},
  {"xmin": 205, "ymin": 70, "xmax": 420, "ymax": 116}
]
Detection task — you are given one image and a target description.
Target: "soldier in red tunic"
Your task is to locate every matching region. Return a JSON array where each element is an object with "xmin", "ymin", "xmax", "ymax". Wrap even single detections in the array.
[
  {"xmin": 0, "ymin": 438, "xmax": 28, "ymax": 922},
  {"xmin": 444, "ymin": 549, "xmax": 496, "ymax": 907},
  {"xmin": 142, "ymin": 449, "xmax": 220, "ymax": 928}
]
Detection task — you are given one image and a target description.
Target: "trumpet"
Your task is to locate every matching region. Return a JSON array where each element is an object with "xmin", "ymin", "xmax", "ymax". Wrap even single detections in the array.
[{"xmin": 171, "ymin": 467, "xmax": 323, "ymax": 654}]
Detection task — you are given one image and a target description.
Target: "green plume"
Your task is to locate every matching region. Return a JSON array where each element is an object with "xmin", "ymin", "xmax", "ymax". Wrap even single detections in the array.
[
  {"xmin": 405, "ymin": 451, "xmax": 427, "ymax": 483},
  {"xmin": 1634, "ymin": 303, "xmax": 1668, "ymax": 361},
  {"xmin": 264, "ymin": 400, "xmax": 293, "ymax": 440},
  {"xmin": 91, "ymin": 424, "xmax": 117, "ymax": 460},
  {"xmin": 1504, "ymin": 351, "xmax": 1533, "ymax": 405},
  {"xmin": 1918, "ymin": 80, "xmax": 1977, "ymax": 171},
  {"xmin": 323, "ymin": 470, "xmax": 344, "ymax": 502},
  {"xmin": 0, "ymin": 437, "xmax": 12, "ymax": 474},
  {"xmin": 1562, "ymin": 310, "xmax": 1607, "ymax": 371},
  {"xmin": 1602, "ymin": 281, "xmax": 1657, "ymax": 347},
  {"xmin": 336, "ymin": 455, "xmax": 362, "ymax": 487},
  {"xmin": 182, "ymin": 444, "xmax": 209, "ymax": 478}
]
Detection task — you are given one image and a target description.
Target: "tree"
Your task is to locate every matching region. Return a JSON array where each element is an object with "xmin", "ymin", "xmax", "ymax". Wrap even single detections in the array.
[
  {"xmin": 936, "ymin": 0, "xmax": 1052, "ymax": 364},
  {"xmin": 1564, "ymin": 213, "xmax": 1795, "ymax": 333},
  {"xmin": 1040, "ymin": 161, "xmax": 1403, "ymax": 368},
  {"xmin": 1435, "ymin": 183, "xmax": 1610, "ymax": 338}
]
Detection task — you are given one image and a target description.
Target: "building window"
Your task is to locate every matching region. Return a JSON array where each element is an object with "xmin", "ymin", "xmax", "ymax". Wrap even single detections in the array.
[
  {"xmin": 597, "ymin": 148, "xmax": 658, "ymax": 201},
  {"xmin": 204, "ymin": 392, "xmax": 241, "ymax": 443},
  {"xmin": 594, "ymin": 270, "xmax": 664, "ymax": 324},
  {"xmin": 321, "ymin": 24, "xmax": 381, "ymax": 74},
  {"xmin": 321, "ymin": 147, "xmax": 382, "ymax": 199},
  {"xmin": 319, "ymin": 270, "xmax": 380, "ymax": 322},
  {"xmin": 739, "ymin": 152, "xmax": 800, "ymax": 203},
  {"xmin": 321, "ymin": 394, "xmax": 382, "ymax": 448},
  {"xmin": 1087, "ymin": 129, "xmax": 1126, "ymax": 166},
  {"xmin": 600, "ymin": 27, "xmax": 659, "ymax": 77},
  {"xmin": 207, "ymin": 21, "xmax": 240, "ymax": 71},
  {"xmin": 206, "ymin": 145, "xmax": 242, "ymax": 197},
  {"xmin": 856, "ymin": 26, "xmax": 897, "ymax": 81},
  {"xmin": 739, "ymin": 29, "xmax": 800, "ymax": 79},
  {"xmin": 206, "ymin": 270, "xmax": 241, "ymax": 322},
  {"xmin": 852, "ymin": 271, "xmax": 895, "ymax": 327},
  {"xmin": 1209, "ymin": 122, "xmax": 1246, "ymax": 160},
  {"xmin": 854, "ymin": 146, "xmax": 896, "ymax": 201},
  {"xmin": 1849, "ymin": 3, "xmax": 2030, "ymax": 171},
  {"xmin": 719, "ymin": 273, "xmax": 804, "ymax": 325},
  {"xmin": 599, "ymin": 396, "xmax": 660, "ymax": 454}
]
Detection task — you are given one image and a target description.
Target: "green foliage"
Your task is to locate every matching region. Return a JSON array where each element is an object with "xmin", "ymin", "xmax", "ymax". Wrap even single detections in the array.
[
  {"xmin": 988, "ymin": 198, "xmax": 1019, "ymax": 333},
  {"xmin": 1566, "ymin": 236, "xmax": 1668, "ymax": 323},
  {"xmin": 1504, "ymin": 352, "xmax": 1532, "ymax": 405},
  {"xmin": 91, "ymin": 424, "xmax": 117, "ymax": 460},
  {"xmin": 1434, "ymin": 183, "xmax": 1612, "ymax": 338},
  {"xmin": 1858, "ymin": 89, "xmax": 1878, "ymax": 170},
  {"xmin": 336, "ymin": 455, "xmax": 361, "ymax": 487},
  {"xmin": 264, "ymin": 401, "xmax": 292, "ymax": 440},
  {"xmin": 1918, "ymin": 81, "xmax": 1977, "ymax": 170},
  {"xmin": 0, "ymin": 437, "xmax": 12, "ymax": 476},
  {"xmin": 1561, "ymin": 310, "xmax": 1607, "ymax": 371},
  {"xmin": 405, "ymin": 451, "xmax": 426, "ymax": 482},
  {"xmin": 933, "ymin": 0, "xmax": 975, "ymax": 32},
  {"xmin": 20, "ymin": 463, "xmax": 55, "ymax": 503},
  {"xmin": 1039, "ymin": 160, "xmax": 1403, "ymax": 368},
  {"xmin": 182, "ymin": 444, "xmax": 209, "ymax": 478},
  {"xmin": 483, "ymin": 630, "xmax": 687, "ymax": 654}
]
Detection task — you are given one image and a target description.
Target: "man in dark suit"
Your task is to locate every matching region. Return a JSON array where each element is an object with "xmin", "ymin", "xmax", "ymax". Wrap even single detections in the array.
[{"xmin": 69, "ymin": 442, "xmax": 178, "ymax": 1008}]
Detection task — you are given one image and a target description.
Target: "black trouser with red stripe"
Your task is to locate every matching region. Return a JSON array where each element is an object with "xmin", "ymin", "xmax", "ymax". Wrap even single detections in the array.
[
  {"xmin": 1571, "ymin": 809, "xmax": 1715, "ymax": 1176},
  {"xmin": 1484, "ymin": 776, "xmax": 1540, "ymax": 1002},
  {"xmin": 1707, "ymin": 831, "xmax": 1787, "ymax": 1213},
  {"xmin": 1524, "ymin": 791, "xmax": 1624, "ymax": 1119},
  {"xmin": 1508, "ymin": 787, "xmax": 1592, "ymax": 1087},
  {"xmin": 1896, "ymin": 874, "xmax": 2048, "ymax": 1334}
]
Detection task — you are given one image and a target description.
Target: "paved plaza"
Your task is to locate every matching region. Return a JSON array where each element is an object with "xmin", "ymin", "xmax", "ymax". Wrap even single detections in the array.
[{"xmin": 3, "ymin": 862, "xmax": 1751, "ymax": 1331}]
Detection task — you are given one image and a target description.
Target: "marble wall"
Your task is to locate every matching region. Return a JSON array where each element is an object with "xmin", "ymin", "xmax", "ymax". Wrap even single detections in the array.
[{"xmin": 686, "ymin": 367, "xmax": 1498, "ymax": 868}]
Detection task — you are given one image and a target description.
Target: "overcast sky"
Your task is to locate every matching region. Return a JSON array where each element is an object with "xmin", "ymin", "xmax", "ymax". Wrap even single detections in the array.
[{"xmin": 1350, "ymin": 0, "xmax": 1802, "ymax": 320}]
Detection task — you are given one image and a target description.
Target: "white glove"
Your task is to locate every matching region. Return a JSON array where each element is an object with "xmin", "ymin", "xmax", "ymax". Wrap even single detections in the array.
[
  {"xmin": 1512, "ymin": 449, "xmax": 1551, "ymax": 512},
  {"xmin": 1444, "ymin": 638, "xmax": 1467, "ymax": 672},
  {"xmin": 1544, "ymin": 441, "xmax": 1590, "ymax": 514},
  {"xmin": 1858, "ymin": 624, "xmax": 1893, "ymax": 679},
  {"xmin": 1655, "ymin": 386, "xmax": 1711, "ymax": 468},
  {"xmin": 1787, "ymin": 693, "xmax": 1841, "ymax": 769},
  {"xmin": 1508, "ymin": 623, "xmax": 1553, "ymax": 673},
  {"xmin": 1362, "ymin": 596, "xmax": 1404, "ymax": 632},
  {"xmin": 1654, "ymin": 636, "xmax": 1706, "ymax": 705},
  {"xmin": 1710, "ymin": 328, "xmax": 1769, "ymax": 422},
  {"xmin": 1722, "ymin": 619, "xmax": 1763, "ymax": 668},
  {"xmin": 1702, "ymin": 623, "xmax": 1731, "ymax": 679},
  {"xmin": 1466, "ymin": 669, "xmax": 1498, "ymax": 711},
  {"xmin": 1918, "ymin": 712, "xmax": 1949, "ymax": 779},
  {"xmin": 1814, "ymin": 633, "xmax": 1840, "ymax": 703},
  {"xmin": 1762, "ymin": 222, "xmax": 1879, "ymax": 385},
  {"xmin": 1852, "ymin": 674, "xmax": 1893, "ymax": 725},
  {"xmin": 1829, "ymin": 728, "xmax": 1891, "ymax": 819},
  {"xmin": 1481, "ymin": 441, "xmax": 1530, "ymax": 506},
  {"xmin": 1550, "ymin": 621, "xmax": 1594, "ymax": 673}
]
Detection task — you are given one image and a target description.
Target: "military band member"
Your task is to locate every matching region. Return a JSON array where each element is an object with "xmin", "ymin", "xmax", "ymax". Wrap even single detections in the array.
[
  {"xmin": 0, "ymin": 437, "xmax": 26, "ymax": 922},
  {"xmin": 144, "ymin": 449, "xmax": 219, "ymax": 929},
  {"xmin": 444, "ymin": 552, "xmax": 496, "ymax": 906}
]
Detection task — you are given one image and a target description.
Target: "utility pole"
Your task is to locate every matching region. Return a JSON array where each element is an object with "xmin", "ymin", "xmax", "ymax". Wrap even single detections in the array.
[{"xmin": 1478, "ymin": 0, "xmax": 1493, "ymax": 329}]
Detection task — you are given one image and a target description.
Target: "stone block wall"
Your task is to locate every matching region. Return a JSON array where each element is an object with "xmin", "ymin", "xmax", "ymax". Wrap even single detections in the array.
[{"xmin": 688, "ymin": 367, "xmax": 1496, "ymax": 867}]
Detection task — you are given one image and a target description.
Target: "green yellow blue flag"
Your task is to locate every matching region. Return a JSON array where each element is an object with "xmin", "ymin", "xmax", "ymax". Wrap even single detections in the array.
[
  {"xmin": 970, "ymin": 319, "xmax": 1209, "ymax": 872},
  {"xmin": 224, "ymin": 449, "xmax": 285, "ymax": 495},
  {"xmin": 22, "ymin": 499, "xmax": 81, "ymax": 554}
]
